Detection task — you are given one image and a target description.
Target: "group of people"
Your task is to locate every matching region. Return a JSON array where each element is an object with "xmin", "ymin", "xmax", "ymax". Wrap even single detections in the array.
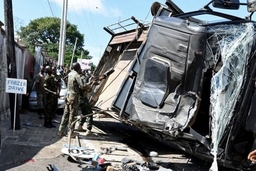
[
  {"xmin": 34, "ymin": 65, "xmax": 62, "ymax": 128},
  {"xmin": 58, "ymin": 62, "xmax": 105, "ymax": 137},
  {"xmin": 30, "ymin": 62, "xmax": 103, "ymax": 138}
]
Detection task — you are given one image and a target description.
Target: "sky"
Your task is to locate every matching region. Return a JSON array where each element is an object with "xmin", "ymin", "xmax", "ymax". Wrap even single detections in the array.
[{"xmin": 0, "ymin": 0, "xmax": 253, "ymax": 66}]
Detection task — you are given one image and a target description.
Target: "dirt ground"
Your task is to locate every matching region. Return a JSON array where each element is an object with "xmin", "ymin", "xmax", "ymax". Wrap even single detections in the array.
[{"xmin": 0, "ymin": 113, "xmax": 239, "ymax": 171}]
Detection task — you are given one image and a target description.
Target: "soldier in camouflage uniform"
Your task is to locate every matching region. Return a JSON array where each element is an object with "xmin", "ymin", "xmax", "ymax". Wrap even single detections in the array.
[
  {"xmin": 77, "ymin": 71, "xmax": 107, "ymax": 135},
  {"xmin": 35, "ymin": 66, "xmax": 45, "ymax": 119},
  {"xmin": 77, "ymin": 70, "xmax": 93, "ymax": 135},
  {"xmin": 52, "ymin": 66, "xmax": 62, "ymax": 118},
  {"xmin": 44, "ymin": 66, "xmax": 59, "ymax": 128},
  {"xmin": 58, "ymin": 63, "xmax": 84, "ymax": 137}
]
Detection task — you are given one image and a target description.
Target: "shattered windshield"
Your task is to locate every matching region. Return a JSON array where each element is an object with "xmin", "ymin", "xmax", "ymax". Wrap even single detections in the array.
[{"xmin": 207, "ymin": 22, "xmax": 255, "ymax": 170}]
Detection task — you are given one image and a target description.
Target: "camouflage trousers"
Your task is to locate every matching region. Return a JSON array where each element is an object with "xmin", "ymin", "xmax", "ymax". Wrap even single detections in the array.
[
  {"xmin": 37, "ymin": 93, "xmax": 44, "ymax": 109},
  {"xmin": 37, "ymin": 93, "xmax": 45, "ymax": 116},
  {"xmin": 59, "ymin": 98, "xmax": 79, "ymax": 133},
  {"xmin": 52, "ymin": 97, "xmax": 58, "ymax": 118},
  {"xmin": 44, "ymin": 94, "xmax": 55, "ymax": 120},
  {"xmin": 79, "ymin": 97, "xmax": 93, "ymax": 130}
]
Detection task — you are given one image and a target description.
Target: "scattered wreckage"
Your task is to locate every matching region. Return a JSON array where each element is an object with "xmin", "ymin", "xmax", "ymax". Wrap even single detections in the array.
[{"xmin": 87, "ymin": 0, "xmax": 256, "ymax": 170}]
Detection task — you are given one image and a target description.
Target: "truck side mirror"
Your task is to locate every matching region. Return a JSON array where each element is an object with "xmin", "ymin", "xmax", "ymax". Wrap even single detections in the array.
[
  {"xmin": 212, "ymin": 0, "xmax": 240, "ymax": 10},
  {"xmin": 247, "ymin": 0, "xmax": 256, "ymax": 12},
  {"xmin": 151, "ymin": 2, "xmax": 161, "ymax": 16}
]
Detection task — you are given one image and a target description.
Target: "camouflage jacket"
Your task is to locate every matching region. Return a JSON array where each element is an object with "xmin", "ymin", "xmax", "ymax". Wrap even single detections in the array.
[
  {"xmin": 35, "ymin": 73, "xmax": 45, "ymax": 94},
  {"xmin": 67, "ymin": 70, "xmax": 84, "ymax": 101},
  {"xmin": 53, "ymin": 73, "xmax": 62, "ymax": 92},
  {"xmin": 44, "ymin": 74, "xmax": 58, "ymax": 95},
  {"xmin": 79, "ymin": 75, "xmax": 92, "ymax": 100}
]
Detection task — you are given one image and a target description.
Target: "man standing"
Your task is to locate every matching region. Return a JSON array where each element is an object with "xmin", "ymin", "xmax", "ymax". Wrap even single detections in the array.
[
  {"xmin": 77, "ymin": 70, "xmax": 94, "ymax": 135},
  {"xmin": 52, "ymin": 66, "xmax": 62, "ymax": 119},
  {"xmin": 35, "ymin": 66, "xmax": 45, "ymax": 119},
  {"xmin": 77, "ymin": 71, "xmax": 107, "ymax": 134},
  {"xmin": 44, "ymin": 66, "xmax": 59, "ymax": 128},
  {"xmin": 58, "ymin": 63, "xmax": 84, "ymax": 137}
]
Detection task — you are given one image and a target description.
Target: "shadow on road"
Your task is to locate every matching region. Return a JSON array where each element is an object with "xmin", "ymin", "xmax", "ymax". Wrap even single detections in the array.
[{"xmin": 0, "ymin": 111, "xmax": 63, "ymax": 171}]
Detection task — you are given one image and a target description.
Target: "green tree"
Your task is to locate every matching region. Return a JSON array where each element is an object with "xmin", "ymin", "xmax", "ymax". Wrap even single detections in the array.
[{"xmin": 17, "ymin": 17, "xmax": 92, "ymax": 65}]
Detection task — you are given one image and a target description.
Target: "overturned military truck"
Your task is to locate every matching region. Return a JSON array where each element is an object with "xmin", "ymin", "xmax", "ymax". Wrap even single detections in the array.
[{"xmin": 92, "ymin": 0, "xmax": 256, "ymax": 170}]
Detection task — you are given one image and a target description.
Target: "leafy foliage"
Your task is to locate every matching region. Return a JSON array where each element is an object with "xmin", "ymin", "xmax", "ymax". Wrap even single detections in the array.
[{"xmin": 18, "ymin": 17, "xmax": 93, "ymax": 66}]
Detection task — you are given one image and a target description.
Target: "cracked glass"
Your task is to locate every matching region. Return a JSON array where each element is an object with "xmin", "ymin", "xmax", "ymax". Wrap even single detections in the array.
[{"xmin": 207, "ymin": 23, "xmax": 255, "ymax": 171}]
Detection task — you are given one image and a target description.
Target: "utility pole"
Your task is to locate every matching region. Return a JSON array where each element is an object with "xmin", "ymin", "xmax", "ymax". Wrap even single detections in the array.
[
  {"xmin": 80, "ymin": 50, "xmax": 83, "ymax": 59},
  {"xmin": 57, "ymin": 0, "xmax": 65, "ymax": 66},
  {"xmin": 70, "ymin": 37, "xmax": 78, "ymax": 70},
  {"xmin": 4, "ymin": 0, "xmax": 21, "ymax": 130},
  {"xmin": 58, "ymin": 0, "xmax": 68, "ymax": 66}
]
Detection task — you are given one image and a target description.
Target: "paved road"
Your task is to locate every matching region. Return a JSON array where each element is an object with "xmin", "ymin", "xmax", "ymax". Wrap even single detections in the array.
[{"xmin": 0, "ymin": 111, "xmax": 237, "ymax": 171}]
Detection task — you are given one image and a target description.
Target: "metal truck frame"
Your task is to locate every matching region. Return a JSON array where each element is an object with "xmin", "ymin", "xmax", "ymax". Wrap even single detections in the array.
[{"xmin": 91, "ymin": 0, "xmax": 256, "ymax": 170}]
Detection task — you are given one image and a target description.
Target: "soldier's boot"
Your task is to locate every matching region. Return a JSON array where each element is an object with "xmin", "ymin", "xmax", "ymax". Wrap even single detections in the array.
[
  {"xmin": 70, "ymin": 132, "xmax": 79, "ymax": 138},
  {"xmin": 38, "ymin": 110, "xmax": 43, "ymax": 119},
  {"xmin": 77, "ymin": 125, "xmax": 86, "ymax": 132},
  {"xmin": 49, "ymin": 119, "xmax": 56, "ymax": 128},
  {"xmin": 84, "ymin": 129, "xmax": 91, "ymax": 136},
  {"xmin": 44, "ymin": 119, "xmax": 52, "ymax": 128},
  {"xmin": 65, "ymin": 131, "xmax": 79, "ymax": 138},
  {"xmin": 57, "ymin": 131, "xmax": 65, "ymax": 137}
]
